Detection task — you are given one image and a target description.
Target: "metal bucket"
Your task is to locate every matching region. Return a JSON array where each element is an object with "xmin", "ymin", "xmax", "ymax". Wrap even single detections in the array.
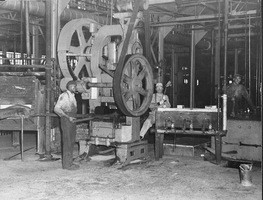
[{"xmin": 239, "ymin": 164, "xmax": 253, "ymax": 186}]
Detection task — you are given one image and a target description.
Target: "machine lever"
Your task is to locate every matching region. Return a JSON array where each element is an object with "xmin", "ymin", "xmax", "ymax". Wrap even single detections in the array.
[{"xmin": 239, "ymin": 142, "xmax": 261, "ymax": 148}]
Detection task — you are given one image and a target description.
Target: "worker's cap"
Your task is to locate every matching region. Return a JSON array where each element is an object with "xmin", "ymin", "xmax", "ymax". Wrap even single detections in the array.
[
  {"xmin": 233, "ymin": 74, "xmax": 242, "ymax": 79},
  {"xmin": 156, "ymin": 83, "xmax": 163, "ymax": 88},
  {"xmin": 66, "ymin": 80, "xmax": 77, "ymax": 89}
]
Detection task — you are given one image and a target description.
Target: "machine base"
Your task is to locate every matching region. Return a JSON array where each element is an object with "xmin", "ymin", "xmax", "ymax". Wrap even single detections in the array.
[{"xmin": 116, "ymin": 140, "xmax": 148, "ymax": 166}]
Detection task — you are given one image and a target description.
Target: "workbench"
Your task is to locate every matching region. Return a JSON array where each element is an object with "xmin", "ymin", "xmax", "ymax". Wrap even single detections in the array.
[{"xmin": 154, "ymin": 108, "xmax": 227, "ymax": 164}]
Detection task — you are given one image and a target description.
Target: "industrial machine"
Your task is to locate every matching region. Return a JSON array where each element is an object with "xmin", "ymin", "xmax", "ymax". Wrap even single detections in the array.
[{"xmin": 57, "ymin": 1, "xmax": 153, "ymax": 165}]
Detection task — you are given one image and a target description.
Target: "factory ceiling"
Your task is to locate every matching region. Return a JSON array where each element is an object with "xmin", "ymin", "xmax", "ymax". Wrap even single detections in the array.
[{"xmin": 0, "ymin": 0, "xmax": 261, "ymax": 55}]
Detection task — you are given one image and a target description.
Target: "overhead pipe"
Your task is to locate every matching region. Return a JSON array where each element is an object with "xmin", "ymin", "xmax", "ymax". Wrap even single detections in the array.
[{"xmin": 0, "ymin": 0, "xmax": 108, "ymax": 25}]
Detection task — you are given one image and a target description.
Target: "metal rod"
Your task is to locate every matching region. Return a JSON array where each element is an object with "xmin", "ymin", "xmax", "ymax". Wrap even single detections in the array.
[
  {"xmin": 0, "ymin": 64, "xmax": 51, "ymax": 69},
  {"xmin": 210, "ymin": 29, "xmax": 215, "ymax": 105},
  {"xmin": 190, "ymin": 25, "xmax": 195, "ymax": 109},
  {"xmin": 222, "ymin": 94, "xmax": 227, "ymax": 130},
  {"xmin": 223, "ymin": 0, "xmax": 228, "ymax": 94},
  {"xmin": 13, "ymin": 36, "xmax": 16, "ymax": 65},
  {"xmin": 216, "ymin": 0, "xmax": 221, "ymax": 130},
  {"xmin": 20, "ymin": 0, "xmax": 24, "ymax": 65},
  {"xmin": 20, "ymin": 116, "xmax": 24, "ymax": 161},
  {"xmin": 244, "ymin": 11, "xmax": 247, "ymax": 87},
  {"xmin": 234, "ymin": 39, "xmax": 238, "ymax": 74},
  {"xmin": 45, "ymin": 0, "xmax": 52, "ymax": 158},
  {"xmin": 248, "ymin": 15, "xmax": 251, "ymax": 98},
  {"xmin": 25, "ymin": 0, "xmax": 31, "ymax": 64}
]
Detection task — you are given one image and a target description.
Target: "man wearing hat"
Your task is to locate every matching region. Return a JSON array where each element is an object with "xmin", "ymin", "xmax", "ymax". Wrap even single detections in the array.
[
  {"xmin": 54, "ymin": 80, "xmax": 79, "ymax": 170},
  {"xmin": 140, "ymin": 82, "xmax": 171, "ymax": 139},
  {"xmin": 226, "ymin": 74, "xmax": 255, "ymax": 117}
]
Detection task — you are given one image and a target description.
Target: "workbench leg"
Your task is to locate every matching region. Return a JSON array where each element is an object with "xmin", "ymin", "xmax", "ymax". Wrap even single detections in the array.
[
  {"xmin": 20, "ymin": 117, "xmax": 24, "ymax": 161},
  {"xmin": 215, "ymin": 135, "xmax": 222, "ymax": 164},
  {"xmin": 160, "ymin": 133, "xmax": 164, "ymax": 158},
  {"xmin": 155, "ymin": 131, "xmax": 160, "ymax": 160}
]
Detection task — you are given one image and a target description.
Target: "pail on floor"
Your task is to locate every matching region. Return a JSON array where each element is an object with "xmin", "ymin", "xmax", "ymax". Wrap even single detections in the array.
[{"xmin": 239, "ymin": 164, "xmax": 253, "ymax": 186}]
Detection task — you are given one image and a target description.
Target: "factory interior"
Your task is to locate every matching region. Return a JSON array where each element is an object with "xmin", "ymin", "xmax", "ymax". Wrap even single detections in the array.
[{"xmin": 0, "ymin": 0, "xmax": 262, "ymax": 199}]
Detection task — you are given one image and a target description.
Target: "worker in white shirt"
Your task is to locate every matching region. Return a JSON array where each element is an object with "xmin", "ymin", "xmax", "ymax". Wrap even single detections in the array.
[
  {"xmin": 140, "ymin": 82, "xmax": 171, "ymax": 139},
  {"xmin": 54, "ymin": 81, "xmax": 79, "ymax": 170}
]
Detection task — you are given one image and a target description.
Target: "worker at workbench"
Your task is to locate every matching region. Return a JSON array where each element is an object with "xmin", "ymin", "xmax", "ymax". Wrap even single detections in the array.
[
  {"xmin": 140, "ymin": 82, "xmax": 171, "ymax": 139},
  {"xmin": 54, "ymin": 80, "xmax": 79, "ymax": 170},
  {"xmin": 226, "ymin": 74, "xmax": 256, "ymax": 117}
]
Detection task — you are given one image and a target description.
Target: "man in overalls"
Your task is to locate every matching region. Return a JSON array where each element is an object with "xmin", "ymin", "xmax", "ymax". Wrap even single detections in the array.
[
  {"xmin": 140, "ymin": 82, "xmax": 171, "ymax": 139},
  {"xmin": 226, "ymin": 74, "xmax": 255, "ymax": 117},
  {"xmin": 54, "ymin": 80, "xmax": 79, "ymax": 170}
]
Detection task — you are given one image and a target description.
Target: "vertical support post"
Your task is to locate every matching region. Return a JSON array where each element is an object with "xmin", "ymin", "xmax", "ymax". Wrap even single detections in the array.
[
  {"xmin": 32, "ymin": 22, "xmax": 40, "ymax": 65},
  {"xmin": 216, "ymin": 0, "xmax": 222, "ymax": 129},
  {"xmin": 155, "ymin": 130, "xmax": 160, "ymax": 160},
  {"xmin": 171, "ymin": 47, "xmax": 178, "ymax": 107},
  {"xmin": 20, "ymin": 116, "xmax": 24, "ymax": 161},
  {"xmin": 13, "ymin": 37, "xmax": 16, "ymax": 65},
  {"xmin": 20, "ymin": 0, "xmax": 24, "ymax": 65},
  {"xmin": 50, "ymin": 0, "xmax": 59, "ymax": 113},
  {"xmin": 25, "ymin": 0, "xmax": 31, "ymax": 64},
  {"xmin": 215, "ymin": 135, "xmax": 222, "ymax": 164},
  {"xmin": 190, "ymin": 26, "xmax": 195, "ymax": 109},
  {"xmin": 158, "ymin": 27, "xmax": 164, "ymax": 83},
  {"xmin": 210, "ymin": 30, "xmax": 215, "ymax": 105},
  {"xmin": 45, "ymin": 0, "xmax": 52, "ymax": 158},
  {"xmin": 248, "ymin": 16, "xmax": 251, "ymax": 97},
  {"xmin": 144, "ymin": 9, "xmax": 152, "ymax": 66},
  {"xmin": 222, "ymin": 94, "xmax": 227, "ymax": 131},
  {"xmin": 223, "ymin": 0, "xmax": 228, "ymax": 93},
  {"xmin": 234, "ymin": 44, "xmax": 238, "ymax": 75}
]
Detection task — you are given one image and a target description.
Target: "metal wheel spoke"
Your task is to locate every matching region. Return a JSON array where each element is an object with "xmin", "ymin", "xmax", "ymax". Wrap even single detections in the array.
[
  {"xmin": 133, "ymin": 93, "xmax": 140, "ymax": 110},
  {"xmin": 74, "ymin": 57, "xmax": 86, "ymax": 76},
  {"xmin": 68, "ymin": 46, "xmax": 81, "ymax": 54},
  {"xmin": 123, "ymin": 91, "xmax": 133, "ymax": 102},
  {"xmin": 137, "ymin": 65, "xmax": 147, "ymax": 80},
  {"xmin": 76, "ymin": 26, "xmax": 86, "ymax": 46},
  {"xmin": 136, "ymin": 87, "xmax": 147, "ymax": 96},
  {"xmin": 123, "ymin": 74, "xmax": 132, "ymax": 84},
  {"xmin": 131, "ymin": 60, "xmax": 139, "ymax": 78}
]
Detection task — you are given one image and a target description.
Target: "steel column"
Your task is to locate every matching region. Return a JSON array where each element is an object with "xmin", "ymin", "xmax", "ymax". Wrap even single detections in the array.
[
  {"xmin": 190, "ymin": 26, "xmax": 195, "ymax": 109},
  {"xmin": 20, "ymin": 0, "xmax": 24, "ymax": 65},
  {"xmin": 210, "ymin": 29, "xmax": 215, "ymax": 105},
  {"xmin": 25, "ymin": 0, "xmax": 31, "ymax": 64},
  {"xmin": 171, "ymin": 47, "xmax": 178, "ymax": 107},
  {"xmin": 158, "ymin": 27, "xmax": 164, "ymax": 83},
  {"xmin": 223, "ymin": 0, "xmax": 228, "ymax": 93},
  {"xmin": 234, "ymin": 43, "xmax": 238, "ymax": 75},
  {"xmin": 45, "ymin": 0, "xmax": 52, "ymax": 158},
  {"xmin": 248, "ymin": 16, "xmax": 251, "ymax": 97}
]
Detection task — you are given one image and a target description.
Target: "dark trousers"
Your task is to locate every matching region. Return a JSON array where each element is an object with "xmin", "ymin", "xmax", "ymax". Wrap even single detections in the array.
[{"xmin": 60, "ymin": 116, "xmax": 76, "ymax": 169}]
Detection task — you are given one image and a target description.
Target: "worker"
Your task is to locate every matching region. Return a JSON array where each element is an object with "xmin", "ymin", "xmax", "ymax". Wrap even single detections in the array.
[
  {"xmin": 54, "ymin": 80, "xmax": 79, "ymax": 170},
  {"xmin": 140, "ymin": 82, "xmax": 171, "ymax": 139},
  {"xmin": 226, "ymin": 74, "xmax": 255, "ymax": 117}
]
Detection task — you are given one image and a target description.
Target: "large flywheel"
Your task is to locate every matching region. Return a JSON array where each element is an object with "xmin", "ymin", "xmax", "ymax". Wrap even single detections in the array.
[
  {"xmin": 113, "ymin": 54, "xmax": 154, "ymax": 117},
  {"xmin": 57, "ymin": 18, "xmax": 100, "ymax": 88}
]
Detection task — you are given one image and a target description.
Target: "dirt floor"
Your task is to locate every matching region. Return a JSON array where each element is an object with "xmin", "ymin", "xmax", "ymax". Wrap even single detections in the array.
[{"xmin": 0, "ymin": 133, "xmax": 262, "ymax": 200}]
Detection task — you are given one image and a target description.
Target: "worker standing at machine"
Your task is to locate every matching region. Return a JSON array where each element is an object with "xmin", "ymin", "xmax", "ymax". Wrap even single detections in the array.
[
  {"xmin": 54, "ymin": 81, "xmax": 79, "ymax": 170},
  {"xmin": 226, "ymin": 74, "xmax": 256, "ymax": 117},
  {"xmin": 140, "ymin": 82, "xmax": 171, "ymax": 139}
]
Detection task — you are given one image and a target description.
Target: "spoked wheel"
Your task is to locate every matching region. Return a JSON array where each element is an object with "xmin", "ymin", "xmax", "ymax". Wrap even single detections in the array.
[
  {"xmin": 57, "ymin": 18, "xmax": 100, "ymax": 86},
  {"xmin": 113, "ymin": 54, "xmax": 154, "ymax": 117}
]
